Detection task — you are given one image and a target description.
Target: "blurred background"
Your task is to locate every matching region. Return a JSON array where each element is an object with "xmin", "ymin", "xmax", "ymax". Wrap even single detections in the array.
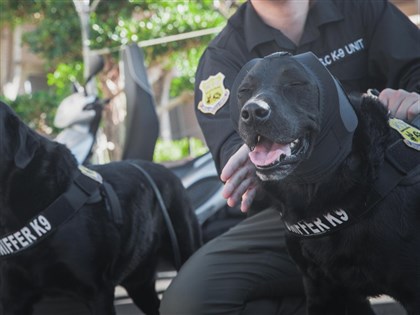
[
  {"xmin": 0, "ymin": 0, "xmax": 243, "ymax": 164},
  {"xmin": 0, "ymin": 0, "xmax": 418, "ymax": 164},
  {"xmin": 0, "ymin": 1, "xmax": 418, "ymax": 314}
]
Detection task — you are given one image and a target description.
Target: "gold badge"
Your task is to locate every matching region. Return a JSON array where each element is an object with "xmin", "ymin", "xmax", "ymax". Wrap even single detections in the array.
[{"xmin": 198, "ymin": 72, "xmax": 230, "ymax": 115}]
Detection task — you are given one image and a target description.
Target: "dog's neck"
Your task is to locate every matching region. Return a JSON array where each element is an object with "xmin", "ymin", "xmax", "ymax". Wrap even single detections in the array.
[
  {"xmin": 265, "ymin": 160, "xmax": 366, "ymax": 225},
  {"xmin": 267, "ymin": 96, "xmax": 391, "ymax": 225},
  {"xmin": 1, "ymin": 140, "xmax": 77, "ymax": 232}
]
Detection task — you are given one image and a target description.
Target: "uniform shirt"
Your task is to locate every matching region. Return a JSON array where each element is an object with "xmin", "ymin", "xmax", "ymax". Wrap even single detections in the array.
[{"xmin": 194, "ymin": 0, "xmax": 420, "ymax": 173}]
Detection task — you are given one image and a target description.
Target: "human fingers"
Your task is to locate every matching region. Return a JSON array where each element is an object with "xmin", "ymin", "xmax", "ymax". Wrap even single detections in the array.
[
  {"xmin": 222, "ymin": 159, "xmax": 255, "ymax": 200},
  {"xmin": 379, "ymin": 88, "xmax": 402, "ymax": 116},
  {"xmin": 379, "ymin": 89, "xmax": 419, "ymax": 121},
  {"xmin": 406, "ymin": 94, "xmax": 420, "ymax": 122},
  {"xmin": 395, "ymin": 93, "xmax": 420, "ymax": 122},
  {"xmin": 240, "ymin": 185, "xmax": 257, "ymax": 213},
  {"xmin": 225, "ymin": 175, "xmax": 255, "ymax": 208},
  {"xmin": 220, "ymin": 144, "xmax": 250, "ymax": 182}
]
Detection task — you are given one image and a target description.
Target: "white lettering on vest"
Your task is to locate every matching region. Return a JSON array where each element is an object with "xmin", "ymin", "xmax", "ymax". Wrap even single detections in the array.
[
  {"xmin": 319, "ymin": 38, "xmax": 365, "ymax": 67},
  {"xmin": 285, "ymin": 209, "xmax": 350, "ymax": 236},
  {"xmin": 0, "ymin": 215, "xmax": 52, "ymax": 257}
]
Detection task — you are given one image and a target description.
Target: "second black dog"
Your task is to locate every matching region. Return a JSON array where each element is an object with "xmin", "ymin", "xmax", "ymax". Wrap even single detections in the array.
[
  {"xmin": 0, "ymin": 101, "xmax": 201, "ymax": 315},
  {"xmin": 231, "ymin": 52, "xmax": 420, "ymax": 314}
]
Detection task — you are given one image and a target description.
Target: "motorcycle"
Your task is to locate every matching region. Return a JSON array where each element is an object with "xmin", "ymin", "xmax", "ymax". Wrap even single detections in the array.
[
  {"xmin": 54, "ymin": 54, "xmax": 111, "ymax": 165},
  {"xmin": 53, "ymin": 44, "xmax": 244, "ymax": 245}
]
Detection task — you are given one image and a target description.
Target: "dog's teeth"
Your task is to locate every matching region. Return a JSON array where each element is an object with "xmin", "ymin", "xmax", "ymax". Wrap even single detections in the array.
[
  {"xmin": 290, "ymin": 139, "xmax": 299, "ymax": 149},
  {"xmin": 257, "ymin": 135, "xmax": 261, "ymax": 143}
]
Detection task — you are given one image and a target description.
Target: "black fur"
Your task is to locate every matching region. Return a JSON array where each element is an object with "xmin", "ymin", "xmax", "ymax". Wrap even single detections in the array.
[
  {"xmin": 0, "ymin": 101, "xmax": 202, "ymax": 315},
  {"xmin": 235, "ymin": 56, "xmax": 420, "ymax": 314}
]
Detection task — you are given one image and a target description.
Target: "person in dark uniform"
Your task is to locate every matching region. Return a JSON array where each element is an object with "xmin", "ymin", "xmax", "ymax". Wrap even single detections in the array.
[{"xmin": 160, "ymin": 0, "xmax": 420, "ymax": 314}]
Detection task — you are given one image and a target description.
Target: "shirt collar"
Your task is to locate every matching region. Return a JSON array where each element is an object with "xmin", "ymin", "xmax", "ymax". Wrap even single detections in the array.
[
  {"xmin": 243, "ymin": 2, "xmax": 276, "ymax": 52},
  {"xmin": 301, "ymin": 0, "xmax": 344, "ymax": 45},
  {"xmin": 243, "ymin": 0, "xmax": 344, "ymax": 52}
]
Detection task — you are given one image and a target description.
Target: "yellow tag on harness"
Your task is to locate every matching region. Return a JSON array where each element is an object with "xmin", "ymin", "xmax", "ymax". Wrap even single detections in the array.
[{"xmin": 389, "ymin": 118, "xmax": 420, "ymax": 151}]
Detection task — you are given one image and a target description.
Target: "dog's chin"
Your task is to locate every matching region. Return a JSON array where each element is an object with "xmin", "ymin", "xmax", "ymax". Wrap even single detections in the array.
[
  {"xmin": 255, "ymin": 163, "xmax": 300, "ymax": 181},
  {"xmin": 247, "ymin": 134, "xmax": 310, "ymax": 182}
]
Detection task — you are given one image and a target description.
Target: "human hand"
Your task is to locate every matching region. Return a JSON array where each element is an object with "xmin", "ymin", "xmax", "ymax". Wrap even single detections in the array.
[
  {"xmin": 220, "ymin": 144, "xmax": 258, "ymax": 213},
  {"xmin": 379, "ymin": 88, "xmax": 420, "ymax": 122}
]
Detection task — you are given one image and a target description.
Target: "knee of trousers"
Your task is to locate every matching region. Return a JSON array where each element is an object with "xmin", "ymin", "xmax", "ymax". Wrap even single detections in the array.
[
  {"xmin": 159, "ymin": 246, "xmax": 209, "ymax": 315},
  {"xmin": 160, "ymin": 209, "xmax": 300, "ymax": 315}
]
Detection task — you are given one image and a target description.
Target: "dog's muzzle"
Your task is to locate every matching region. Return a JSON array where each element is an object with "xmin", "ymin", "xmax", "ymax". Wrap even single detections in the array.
[{"xmin": 240, "ymin": 99, "xmax": 272, "ymax": 125}]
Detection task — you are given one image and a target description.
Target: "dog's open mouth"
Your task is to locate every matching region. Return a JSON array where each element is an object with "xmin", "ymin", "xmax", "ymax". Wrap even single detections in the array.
[{"xmin": 248, "ymin": 134, "xmax": 308, "ymax": 173}]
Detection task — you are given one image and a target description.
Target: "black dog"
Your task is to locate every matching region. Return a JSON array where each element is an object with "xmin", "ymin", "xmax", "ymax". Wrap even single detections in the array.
[
  {"xmin": 232, "ymin": 52, "xmax": 420, "ymax": 314},
  {"xmin": 0, "ymin": 101, "xmax": 201, "ymax": 315}
]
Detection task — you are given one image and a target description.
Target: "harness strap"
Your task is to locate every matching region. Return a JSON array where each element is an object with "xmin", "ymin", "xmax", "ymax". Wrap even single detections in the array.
[
  {"xmin": 366, "ymin": 137, "xmax": 418, "ymax": 209},
  {"xmin": 284, "ymin": 125, "xmax": 420, "ymax": 239},
  {"xmin": 0, "ymin": 171, "xmax": 101, "ymax": 258},
  {"xmin": 48, "ymin": 172, "xmax": 100, "ymax": 225},
  {"xmin": 128, "ymin": 162, "xmax": 182, "ymax": 271},
  {"xmin": 79, "ymin": 165, "xmax": 123, "ymax": 226},
  {"xmin": 102, "ymin": 182, "xmax": 123, "ymax": 226}
]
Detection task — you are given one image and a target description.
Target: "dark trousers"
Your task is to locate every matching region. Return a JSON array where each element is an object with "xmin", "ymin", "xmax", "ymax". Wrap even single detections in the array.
[{"xmin": 160, "ymin": 208, "xmax": 306, "ymax": 315}]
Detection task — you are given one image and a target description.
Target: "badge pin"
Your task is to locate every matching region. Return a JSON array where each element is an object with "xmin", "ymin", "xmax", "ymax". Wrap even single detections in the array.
[{"xmin": 198, "ymin": 72, "xmax": 230, "ymax": 115}]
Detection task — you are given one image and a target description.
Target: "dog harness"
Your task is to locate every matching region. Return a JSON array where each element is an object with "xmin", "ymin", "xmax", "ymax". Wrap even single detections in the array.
[
  {"xmin": 283, "ymin": 120, "xmax": 420, "ymax": 238},
  {"xmin": 0, "ymin": 166, "xmax": 122, "ymax": 258}
]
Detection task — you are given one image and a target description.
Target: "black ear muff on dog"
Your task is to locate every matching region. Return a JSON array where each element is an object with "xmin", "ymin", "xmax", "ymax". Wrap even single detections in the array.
[
  {"xmin": 291, "ymin": 52, "xmax": 358, "ymax": 183},
  {"xmin": 230, "ymin": 52, "xmax": 358, "ymax": 183},
  {"xmin": 293, "ymin": 52, "xmax": 358, "ymax": 132},
  {"xmin": 0, "ymin": 101, "xmax": 40, "ymax": 169}
]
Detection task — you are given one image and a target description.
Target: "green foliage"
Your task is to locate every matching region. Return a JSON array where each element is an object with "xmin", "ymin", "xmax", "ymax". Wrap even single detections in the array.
[
  {"xmin": 0, "ymin": 91, "xmax": 60, "ymax": 134},
  {"xmin": 89, "ymin": 1, "xmax": 226, "ymax": 93},
  {"xmin": 0, "ymin": 0, "xmax": 83, "ymax": 69},
  {"xmin": 0, "ymin": 0, "xmax": 50, "ymax": 27},
  {"xmin": 1, "ymin": 0, "xmax": 228, "ymax": 97},
  {"xmin": 153, "ymin": 137, "xmax": 208, "ymax": 162},
  {"xmin": 170, "ymin": 45, "xmax": 207, "ymax": 96},
  {"xmin": 47, "ymin": 61, "xmax": 84, "ymax": 100},
  {"xmin": 1, "ymin": 0, "xmax": 226, "ymax": 72},
  {"xmin": 23, "ymin": 3, "xmax": 82, "ymax": 69},
  {"xmin": 1, "ymin": 0, "xmax": 233, "ymax": 154}
]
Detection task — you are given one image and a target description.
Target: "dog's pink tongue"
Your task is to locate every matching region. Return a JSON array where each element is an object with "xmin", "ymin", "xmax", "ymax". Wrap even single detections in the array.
[{"xmin": 249, "ymin": 141, "xmax": 291, "ymax": 166}]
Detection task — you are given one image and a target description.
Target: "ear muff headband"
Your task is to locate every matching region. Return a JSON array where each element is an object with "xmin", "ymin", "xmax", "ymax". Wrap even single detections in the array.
[{"xmin": 292, "ymin": 52, "xmax": 358, "ymax": 135}]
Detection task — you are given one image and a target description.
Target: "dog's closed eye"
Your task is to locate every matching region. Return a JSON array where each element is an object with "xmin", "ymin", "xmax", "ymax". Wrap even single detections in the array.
[
  {"xmin": 283, "ymin": 81, "xmax": 307, "ymax": 88},
  {"xmin": 237, "ymin": 86, "xmax": 254, "ymax": 101}
]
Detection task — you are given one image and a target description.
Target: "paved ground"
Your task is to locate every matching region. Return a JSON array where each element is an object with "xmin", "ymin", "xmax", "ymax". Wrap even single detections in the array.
[
  {"xmin": 33, "ymin": 271, "xmax": 407, "ymax": 315},
  {"xmin": 114, "ymin": 283, "xmax": 407, "ymax": 315},
  {"xmin": 33, "ymin": 296, "xmax": 407, "ymax": 315}
]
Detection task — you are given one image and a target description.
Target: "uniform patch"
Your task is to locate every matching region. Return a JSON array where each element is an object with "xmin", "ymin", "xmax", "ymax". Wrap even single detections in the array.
[
  {"xmin": 198, "ymin": 72, "xmax": 230, "ymax": 115},
  {"xmin": 389, "ymin": 117, "xmax": 420, "ymax": 151}
]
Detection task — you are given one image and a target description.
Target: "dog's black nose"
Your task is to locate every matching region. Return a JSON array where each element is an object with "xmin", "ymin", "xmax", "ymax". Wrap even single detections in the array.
[{"xmin": 241, "ymin": 102, "xmax": 271, "ymax": 124}]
